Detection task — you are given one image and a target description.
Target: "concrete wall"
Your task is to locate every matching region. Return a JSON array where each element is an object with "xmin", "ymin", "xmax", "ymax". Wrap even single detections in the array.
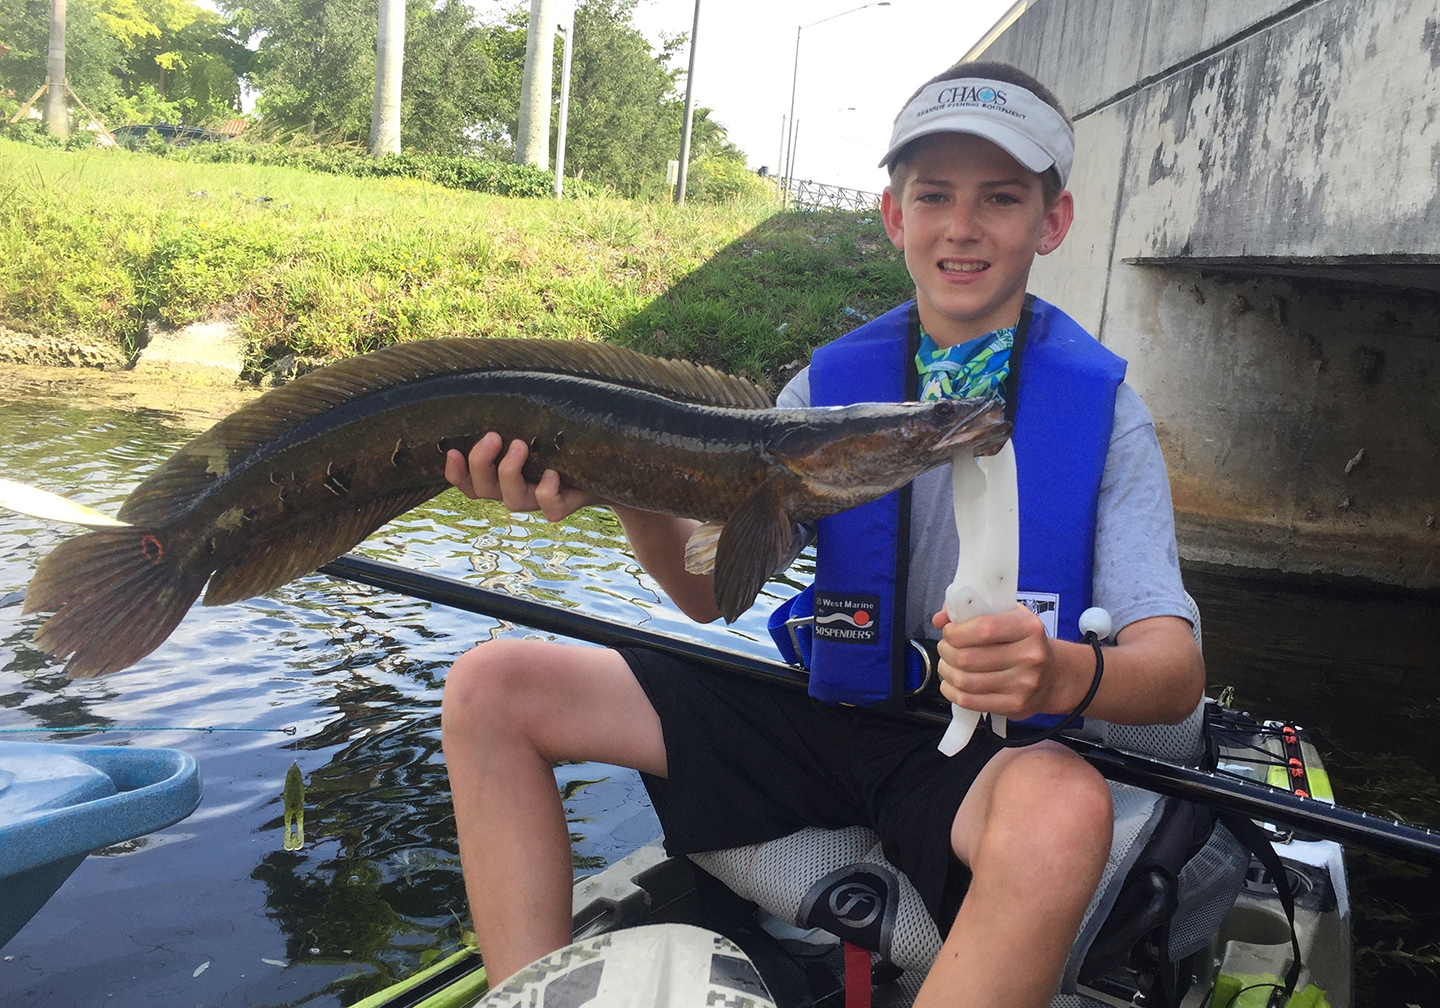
[{"xmin": 985, "ymin": 0, "xmax": 1440, "ymax": 587}]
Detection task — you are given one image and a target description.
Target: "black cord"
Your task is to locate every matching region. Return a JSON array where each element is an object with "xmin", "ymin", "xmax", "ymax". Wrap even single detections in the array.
[
  {"xmin": 1220, "ymin": 981, "xmax": 1284, "ymax": 1008},
  {"xmin": 1213, "ymin": 754, "xmax": 1290, "ymax": 768},
  {"xmin": 1210, "ymin": 734, "xmax": 1296, "ymax": 763},
  {"xmin": 996, "ymin": 634, "xmax": 1104, "ymax": 748}
]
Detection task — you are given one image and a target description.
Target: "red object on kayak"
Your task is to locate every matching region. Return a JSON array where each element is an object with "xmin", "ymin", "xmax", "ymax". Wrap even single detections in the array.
[{"xmin": 844, "ymin": 941, "xmax": 872, "ymax": 1008}]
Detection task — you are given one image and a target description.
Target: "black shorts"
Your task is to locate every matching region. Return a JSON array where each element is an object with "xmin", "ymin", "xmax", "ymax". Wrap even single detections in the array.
[{"xmin": 619, "ymin": 647, "xmax": 1005, "ymax": 932}]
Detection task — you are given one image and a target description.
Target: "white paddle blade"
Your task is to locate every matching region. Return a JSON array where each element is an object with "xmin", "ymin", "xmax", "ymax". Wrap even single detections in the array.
[
  {"xmin": 937, "ymin": 702, "xmax": 982, "ymax": 756},
  {"xmin": 0, "ymin": 479, "xmax": 131, "ymax": 528}
]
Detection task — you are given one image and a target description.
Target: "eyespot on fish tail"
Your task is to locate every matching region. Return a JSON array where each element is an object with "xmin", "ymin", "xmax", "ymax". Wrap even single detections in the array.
[{"xmin": 25, "ymin": 526, "xmax": 210, "ymax": 677}]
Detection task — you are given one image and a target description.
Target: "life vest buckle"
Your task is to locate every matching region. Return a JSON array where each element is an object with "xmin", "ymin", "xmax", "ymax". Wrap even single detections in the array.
[
  {"xmin": 783, "ymin": 614, "xmax": 815, "ymax": 671},
  {"xmin": 907, "ymin": 639, "xmax": 934, "ymax": 697}
]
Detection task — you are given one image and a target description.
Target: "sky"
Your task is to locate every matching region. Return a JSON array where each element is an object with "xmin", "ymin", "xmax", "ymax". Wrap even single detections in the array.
[{"xmin": 468, "ymin": 0, "xmax": 1020, "ymax": 193}]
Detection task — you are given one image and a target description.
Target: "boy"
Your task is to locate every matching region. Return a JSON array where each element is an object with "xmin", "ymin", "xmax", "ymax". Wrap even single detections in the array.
[{"xmin": 440, "ymin": 61, "xmax": 1204, "ymax": 1006}]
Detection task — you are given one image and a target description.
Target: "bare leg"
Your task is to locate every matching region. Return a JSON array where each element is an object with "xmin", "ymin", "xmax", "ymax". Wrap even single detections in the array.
[
  {"xmin": 915, "ymin": 742, "xmax": 1113, "ymax": 1008},
  {"xmin": 441, "ymin": 639, "xmax": 666, "ymax": 984}
]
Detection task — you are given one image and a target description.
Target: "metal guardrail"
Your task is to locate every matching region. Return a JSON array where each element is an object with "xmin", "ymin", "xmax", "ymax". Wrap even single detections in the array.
[{"xmin": 780, "ymin": 177, "xmax": 883, "ymax": 212}]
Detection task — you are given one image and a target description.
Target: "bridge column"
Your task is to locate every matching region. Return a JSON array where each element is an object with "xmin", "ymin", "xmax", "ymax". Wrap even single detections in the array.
[{"xmin": 983, "ymin": 0, "xmax": 1440, "ymax": 589}]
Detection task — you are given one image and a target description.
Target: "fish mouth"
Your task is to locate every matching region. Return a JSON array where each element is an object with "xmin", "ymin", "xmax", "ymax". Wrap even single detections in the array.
[{"xmin": 933, "ymin": 397, "xmax": 1010, "ymax": 454}]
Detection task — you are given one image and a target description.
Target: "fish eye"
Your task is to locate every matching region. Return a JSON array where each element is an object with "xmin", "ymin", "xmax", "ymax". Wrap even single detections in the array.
[{"xmin": 931, "ymin": 400, "xmax": 959, "ymax": 422}]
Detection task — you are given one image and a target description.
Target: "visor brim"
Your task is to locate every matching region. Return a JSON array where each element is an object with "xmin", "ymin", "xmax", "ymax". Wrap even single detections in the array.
[{"xmin": 878, "ymin": 116, "xmax": 1056, "ymax": 177}]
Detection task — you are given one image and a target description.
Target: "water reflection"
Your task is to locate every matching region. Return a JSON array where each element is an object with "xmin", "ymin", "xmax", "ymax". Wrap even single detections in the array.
[
  {"xmin": 0, "ymin": 385, "xmax": 1436, "ymax": 1005},
  {"xmin": 0, "ymin": 391, "xmax": 680, "ymax": 1006}
]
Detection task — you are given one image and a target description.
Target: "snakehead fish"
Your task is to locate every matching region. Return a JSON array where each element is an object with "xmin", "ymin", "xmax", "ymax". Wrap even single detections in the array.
[{"xmin": 23, "ymin": 338, "xmax": 1009, "ymax": 677}]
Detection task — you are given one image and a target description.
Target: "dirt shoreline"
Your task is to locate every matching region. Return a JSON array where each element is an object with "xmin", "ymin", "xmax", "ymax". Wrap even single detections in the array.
[
  {"xmin": 0, "ymin": 325, "xmax": 129, "ymax": 371},
  {"xmin": 0, "ymin": 360, "xmax": 261, "ymax": 427}
]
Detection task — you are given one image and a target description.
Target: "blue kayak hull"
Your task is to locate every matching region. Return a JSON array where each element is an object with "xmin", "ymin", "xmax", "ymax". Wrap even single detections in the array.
[{"xmin": 0, "ymin": 740, "xmax": 203, "ymax": 948}]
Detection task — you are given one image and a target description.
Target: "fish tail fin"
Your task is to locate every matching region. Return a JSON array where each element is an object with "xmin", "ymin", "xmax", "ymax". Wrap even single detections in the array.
[{"xmin": 24, "ymin": 527, "xmax": 210, "ymax": 677}]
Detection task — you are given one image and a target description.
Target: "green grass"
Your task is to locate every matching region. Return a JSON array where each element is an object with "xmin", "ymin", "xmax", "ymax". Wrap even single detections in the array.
[{"xmin": 0, "ymin": 140, "xmax": 912, "ymax": 390}]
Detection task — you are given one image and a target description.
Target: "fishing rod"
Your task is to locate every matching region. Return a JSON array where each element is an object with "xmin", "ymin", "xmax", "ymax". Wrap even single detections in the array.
[
  {"xmin": 320, "ymin": 552, "xmax": 1440, "ymax": 867},
  {"xmin": 5, "ymin": 480, "xmax": 1438, "ymax": 864}
]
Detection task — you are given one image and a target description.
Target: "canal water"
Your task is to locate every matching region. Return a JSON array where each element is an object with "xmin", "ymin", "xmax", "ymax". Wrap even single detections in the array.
[{"xmin": 0, "ymin": 376, "xmax": 1435, "ymax": 1006}]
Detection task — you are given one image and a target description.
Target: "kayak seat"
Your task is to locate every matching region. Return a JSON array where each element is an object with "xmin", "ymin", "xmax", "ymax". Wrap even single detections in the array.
[
  {"xmin": 690, "ymin": 825, "xmax": 940, "ymax": 972},
  {"xmin": 690, "ymin": 592, "xmax": 1250, "ymax": 1006}
]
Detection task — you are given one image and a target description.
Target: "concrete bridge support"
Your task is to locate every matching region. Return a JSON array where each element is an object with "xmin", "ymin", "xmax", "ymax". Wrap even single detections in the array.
[{"xmin": 982, "ymin": 0, "xmax": 1440, "ymax": 588}]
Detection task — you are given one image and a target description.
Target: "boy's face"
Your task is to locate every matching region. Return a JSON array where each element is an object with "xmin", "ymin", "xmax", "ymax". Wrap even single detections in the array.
[{"xmin": 881, "ymin": 133, "xmax": 1073, "ymax": 347}]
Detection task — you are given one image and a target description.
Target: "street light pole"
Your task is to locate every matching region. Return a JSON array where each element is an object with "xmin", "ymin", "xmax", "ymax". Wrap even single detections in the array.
[
  {"xmin": 674, "ymin": 0, "xmax": 702, "ymax": 204},
  {"xmin": 782, "ymin": 2, "xmax": 889, "ymax": 205},
  {"xmin": 783, "ymin": 22, "xmax": 801, "ymax": 204}
]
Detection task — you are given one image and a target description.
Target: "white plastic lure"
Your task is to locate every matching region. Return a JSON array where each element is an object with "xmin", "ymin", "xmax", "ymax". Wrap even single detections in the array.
[
  {"xmin": 0, "ymin": 478, "xmax": 131, "ymax": 528},
  {"xmin": 938, "ymin": 440, "xmax": 1019, "ymax": 756}
]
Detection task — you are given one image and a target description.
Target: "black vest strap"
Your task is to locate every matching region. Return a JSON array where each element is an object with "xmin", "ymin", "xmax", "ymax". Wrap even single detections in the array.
[
  {"xmin": 1219, "ymin": 813, "xmax": 1303, "ymax": 1005},
  {"xmin": 1001, "ymin": 293, "xmax": 1035, "ymax": 427},
  {"xmin": 886, "ymin": 306, "xmax": 923, "ymax": 706}
]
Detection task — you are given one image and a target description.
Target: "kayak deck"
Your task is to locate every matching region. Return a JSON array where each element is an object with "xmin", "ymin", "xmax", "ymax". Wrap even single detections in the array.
[{"xmin": 363, "ymin": 708, "xmax": 1352, "ymax": 1008}]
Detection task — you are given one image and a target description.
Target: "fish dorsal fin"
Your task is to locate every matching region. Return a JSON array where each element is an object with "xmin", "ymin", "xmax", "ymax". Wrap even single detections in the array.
[{"xmin": 118, "ymin": 339, "xmax": 772, "ymax": 526}]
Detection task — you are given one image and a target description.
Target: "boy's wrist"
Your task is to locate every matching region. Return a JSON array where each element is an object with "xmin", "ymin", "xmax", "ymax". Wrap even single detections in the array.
[{"xmin": 1045, "ymin": 638, "xmax": 1101, "ymax": 715}]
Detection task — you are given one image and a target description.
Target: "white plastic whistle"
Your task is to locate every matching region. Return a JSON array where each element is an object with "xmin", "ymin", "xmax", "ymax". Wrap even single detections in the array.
[{"xmin": 937, "ymin": 441, "xmax": 1019, "ymax": 756}]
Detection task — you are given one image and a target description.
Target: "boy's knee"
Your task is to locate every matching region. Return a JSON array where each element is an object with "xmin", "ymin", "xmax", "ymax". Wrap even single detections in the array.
[
  {"xmin": 971, "ymin": 744, "xmax": 1113, "ymax": 861},
  {"xmin": 1017, "ymin": 745, "xmax": 1111, "ymax": 834},
  {"xmin": 442, "ymin": 639, "xmax": 545, "ymax": 730}
]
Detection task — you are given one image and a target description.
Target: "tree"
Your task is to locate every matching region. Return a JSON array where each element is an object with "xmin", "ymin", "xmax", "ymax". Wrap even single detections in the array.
[
  {"xmin": 399, "ymin": 0, "xmax": 492, "ymax": 154},
  {"xmin": 0, "ymin": 0, "xmax": 125, "ymax": 120},
  {"xmin": 466, "ymin": 1, "xmax": 749, "ymax": 196},
  {"xmin": 464, "ymin": 5, "xmax": 527, "ymax": 159},
  {"xmin": 0, "ymin": 0, "xmax": 245, "ymax": 127},
  {"xmin": 226, "ymin": 0, "xmax": 492, "ymax": 151},
  {"xmin": 102, "ymin": 0, "xmax": 250, "ymax": 123},
  {"xmin": 371, "ymin": 0, "xmax": 403, "ymax": 155},
  {"xmin": 226, "ymin": 0, "xmax": 374, "ymax": 139},
  {"xmin": 560, "ymin": 0, "xmax": 683, "ymax": 194}
]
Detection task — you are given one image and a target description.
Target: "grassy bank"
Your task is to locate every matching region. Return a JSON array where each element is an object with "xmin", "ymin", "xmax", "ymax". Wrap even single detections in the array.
[{"xmin": 0, "ymin": 141, "xmax": 910, "ymax": 389}]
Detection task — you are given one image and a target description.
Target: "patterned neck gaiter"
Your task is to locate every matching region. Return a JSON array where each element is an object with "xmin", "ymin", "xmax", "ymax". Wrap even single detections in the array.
[{"xmin": 915, "ymin": 325, "xmax": 1015, "ymax": 402}]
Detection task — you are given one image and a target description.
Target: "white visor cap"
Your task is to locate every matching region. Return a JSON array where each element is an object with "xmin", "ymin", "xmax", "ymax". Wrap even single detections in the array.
[{"xmin": 879, "ymin": 78, "xmax": 1074, "ymax": 188}]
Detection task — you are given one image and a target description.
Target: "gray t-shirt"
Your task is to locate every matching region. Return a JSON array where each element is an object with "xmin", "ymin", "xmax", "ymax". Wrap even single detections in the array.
[{"xmin": 776, "ymin": 369, "xmax": 1193, "ymax": 639}]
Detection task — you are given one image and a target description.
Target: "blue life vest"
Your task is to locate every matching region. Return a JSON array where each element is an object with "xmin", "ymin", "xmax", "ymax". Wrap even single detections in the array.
[{"xmin": 767, "ymin": 295, "xmax": 1126, "ymax": 712}]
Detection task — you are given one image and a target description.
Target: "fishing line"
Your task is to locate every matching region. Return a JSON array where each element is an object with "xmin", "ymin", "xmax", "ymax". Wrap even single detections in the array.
[{"xmin": 0, "ymin": 725, "xmax": 299, "ymax": 734}]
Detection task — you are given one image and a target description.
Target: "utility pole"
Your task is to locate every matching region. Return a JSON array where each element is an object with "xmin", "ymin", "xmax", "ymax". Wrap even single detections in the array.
[
  {"xmin": 44, "ymin": 0, "xmax": 67, "ymax": 143},
  {"xmin": 777, "ymin": 115, "xmax": 787, "ymax": 183},
  {"xmin": 370, "ymin": 0, "xmax": 405, "ymax": 156},
  {"xmin": 553, "ymin": 6, "xmax": 575, "ymax": 199},
  {"xmin": 674, "ymin": 0, "xmax": 701, "ymax": 204},
  {"xmin": 516, "ymin": 0, "xmax": 559, "ymax": 169}
]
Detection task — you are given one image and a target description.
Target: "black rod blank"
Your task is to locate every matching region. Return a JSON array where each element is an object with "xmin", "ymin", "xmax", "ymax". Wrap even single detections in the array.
[{"xmin": 320, "ymin": 553, "xmax": 1440, "ymax": 866}]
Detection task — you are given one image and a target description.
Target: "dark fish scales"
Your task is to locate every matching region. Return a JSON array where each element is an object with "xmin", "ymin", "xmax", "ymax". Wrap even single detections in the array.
[{"xmin": 23, "ymin": 338, "xmax": 1009, "ymax": 677}]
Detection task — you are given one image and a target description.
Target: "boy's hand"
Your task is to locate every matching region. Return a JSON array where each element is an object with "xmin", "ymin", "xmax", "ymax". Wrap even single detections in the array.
[
  {"xmin": 931, "ymin": 604, "xmax": 1068, "ymax": 720},
  {"xmin": 445, "ymin": 432, "xmax": 607, "ymax": 522}
]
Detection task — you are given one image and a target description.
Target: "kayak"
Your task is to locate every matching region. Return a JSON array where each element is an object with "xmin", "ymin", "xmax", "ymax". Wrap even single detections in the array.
[
  {"xmin": 359, "ymin": 702, "xmax": 1351, "ymax": 1008},
  {"xmin": 0, "ymin": 740, "xmax": 203, "ymax": 949}
]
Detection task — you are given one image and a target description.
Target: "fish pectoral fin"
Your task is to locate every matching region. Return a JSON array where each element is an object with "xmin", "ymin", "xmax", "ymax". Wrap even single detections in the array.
[
  {"xmin": 713, "ymin": 480, "xmax": 795, "ymax": 624},
  {"xmin": 683, "ymin": 522, "xmax": 725, "ymax": 575}
]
